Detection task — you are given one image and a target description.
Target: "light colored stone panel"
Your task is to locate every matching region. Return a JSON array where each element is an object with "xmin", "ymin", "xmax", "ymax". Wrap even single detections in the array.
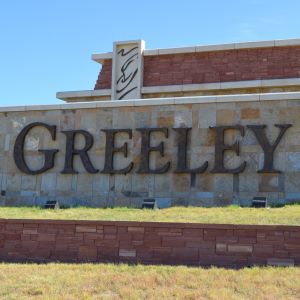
[
  {"xmin": 92, "ymin": 174, "xmax": 110, "ymax": 195},
  {"xmin": 6, "ymin": 174, "xmax": 22, "ymax": 192},
  {"xmin": 114, "ymin": 174, "xmax": 132, "ymax": 193},
  {"xmin": 239, "ymin": 173, "xmax": 259, "ymax": 192},
  {"xmin": 77, "ymin": 174, "xmax": 93, "ymax": 195},
  {"xmin": 259, "ymin": 174, "xmax": 280, "ymax": 192},
  {"xmin": 174, "ymin": 110, "xmax": 192, "ymax": 128},
  {"xmin": 286, "ymin": 152, "xmax": 300, "ymax": 171},
  {"xmin": 285, "ymin": 173, "xmax": 300, "ymax": 193},
  {"xmin": 56, "ymin": 174, "xmax": 73, "ymax": 194},
  {"xmin": 154, "ymin": 174, "xmax": 171, "ymax": 193},
  {"xmin": 198, "ymin": 107, "xmax": 216, "ymax": 128},
  {"xmin": 41, "ymin": 173, "xmax": 57, "ymax": 195},
  {"xmin": 21, "ymin": 175, "xmax": 37, "ymax": 191},
  {"xmin": 172, "ymin": 174, "xmax": 191, "ymax": 193},
  {"xmin": 216, "ymin": 109, "xmax": 236, "ymax": 125},
  {"xmin": 214, "ymin": 175, "xmax": 233, "ymax": 193}
]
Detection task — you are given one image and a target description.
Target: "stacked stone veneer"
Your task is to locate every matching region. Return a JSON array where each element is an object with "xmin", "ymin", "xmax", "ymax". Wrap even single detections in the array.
[
  {"xmin": 2, "ymin": 97, "xmax": 300, "ymax": 207},
  {"xmin": 95, "ymin": 46, "xmax": 300, "ymax": 90},
  {"xmin": 0, "ymin": 219, "xmax": 299, "ymax": 267}
]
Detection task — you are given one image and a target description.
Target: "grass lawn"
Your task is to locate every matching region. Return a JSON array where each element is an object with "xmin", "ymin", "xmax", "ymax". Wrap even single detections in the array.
[
  {"xmin": 0, "ymin": 263, "xmax": 298, "ymax": 300},
  {"xmin": 0, "ymin": 205, "xmax": 299, "ymax": 225}
]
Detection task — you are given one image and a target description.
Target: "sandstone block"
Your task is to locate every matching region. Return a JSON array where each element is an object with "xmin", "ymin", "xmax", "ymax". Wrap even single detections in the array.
[
  {"xmin": 76, "ymin": 226, "xmax": 96, "ymax": 233},
  {"xmin": 259, "ymin": 174, "xmax": 279, "ymax": 192},
  {"xmin": 216, "ymin": 243, "xmax": 227, "ymax": 252},
  {"xmin": 216, "ymin": 109, "xmax": 236, "ymax": 125},
  {"xmin": 119, "ymin": 248, "xmax": 136, "ymax": 257},
  {"xmin": 241, "ymin": 108, "xmax": 260, "ymax": 119},
  {"xmin": 228, "ymin": 244, "xmax": 253, "ymax": 253}
]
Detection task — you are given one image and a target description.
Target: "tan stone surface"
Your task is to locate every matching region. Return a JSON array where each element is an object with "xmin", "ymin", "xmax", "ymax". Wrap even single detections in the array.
[
  {"xmin": 241, "ymin": 108, "xmax": 260, "ymax": 119},
  {"xmin": 1, "ymin": 97, "xmax": 300, "ymax": 206}
]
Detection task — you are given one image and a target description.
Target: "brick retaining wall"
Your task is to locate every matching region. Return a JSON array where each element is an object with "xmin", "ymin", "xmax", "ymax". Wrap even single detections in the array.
[{"xmin": 0, "ymin": 219, "xmax": 299, "ymax": 267}]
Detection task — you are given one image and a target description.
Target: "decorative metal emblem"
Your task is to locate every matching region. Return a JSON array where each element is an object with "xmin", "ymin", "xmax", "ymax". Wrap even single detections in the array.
[{"xmin": 111, "ymin": 41, "xmax": 144, "ymax": 100}]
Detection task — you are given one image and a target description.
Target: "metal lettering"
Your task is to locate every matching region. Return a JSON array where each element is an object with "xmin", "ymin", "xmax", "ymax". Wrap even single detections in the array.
[
  {"xmin": 210, "ymin": 125, "xmax": 246, "ymax": 174},
  {"xmin": 136, "ymin": 128, "xmax": 170, "ymax": 174},
  {"xmin": 61, "ymin": 130, "xmax": 98, "ymax": 174},
  {"xmin": 13, "ymin": 122, "xmax": 58, "ymax": 175},
  {"xmin": 13, "ymin": 123, "xmax": 294, "ymax": 176},
  {"xmin": 101, "ymin": 129, "xmax": 133, "ymax": 174},
  {"xmin": 173, "ymin": 127, "xmax": 208, "ymax": 173},
  {"xmin": 247, "ymin": 124, "xmax": 292, "ymax": 173}
]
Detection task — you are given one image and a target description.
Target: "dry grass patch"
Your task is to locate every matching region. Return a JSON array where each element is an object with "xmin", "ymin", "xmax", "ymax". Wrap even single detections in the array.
[
  {"xmin": 0, "ymin": 263, "xmax": 299, "ymax": 300},
  {"xmin": 0, "ymin": 205, "xmax": 299, "ymax": 225}
]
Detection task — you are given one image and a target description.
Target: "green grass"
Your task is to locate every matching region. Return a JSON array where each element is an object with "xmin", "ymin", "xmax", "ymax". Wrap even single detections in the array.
[
  {"xmin": 0, "ymin": 205, "xmax": 299, "ymax": 225},
  {"xmin": 0, "ymin": 263, "xmax": 299, "ymax": 300}
]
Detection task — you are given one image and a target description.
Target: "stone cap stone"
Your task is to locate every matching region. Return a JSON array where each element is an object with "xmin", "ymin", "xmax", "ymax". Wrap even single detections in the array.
[
  {"xmin": 92, "ymin": 38, "xmax": 300, "ymax": 62},
  {"xmin": 0, "ymin": 218, "xmax": 299, "ymax": 230}
]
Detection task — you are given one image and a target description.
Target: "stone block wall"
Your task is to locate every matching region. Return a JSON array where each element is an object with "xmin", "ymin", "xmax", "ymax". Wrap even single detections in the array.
[
  {"xmin": 1, "ymin": 97, "xmax": 300, "ymax": 207},
  {"xmin": 0, "ymin": 219, "xmax": 299, "ymax": 267}
]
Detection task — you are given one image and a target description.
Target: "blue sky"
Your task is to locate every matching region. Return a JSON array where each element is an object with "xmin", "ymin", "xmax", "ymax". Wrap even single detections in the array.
[{"xmin": 1, "ymin": 0, "xmax": 300, "ymax": 106}]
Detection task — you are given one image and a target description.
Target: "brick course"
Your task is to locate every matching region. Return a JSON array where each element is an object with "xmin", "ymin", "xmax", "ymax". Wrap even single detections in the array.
[
  {"xmin": 94, "ymin": 46, "xmax": 300, "ymax": 90},
  {"xmin": 94, "ymin": 59, "xmax": 112, "ymax": 89},
  {"xmin": 0, "ymin": 219, "xmax": 299, "ymax": 267}
]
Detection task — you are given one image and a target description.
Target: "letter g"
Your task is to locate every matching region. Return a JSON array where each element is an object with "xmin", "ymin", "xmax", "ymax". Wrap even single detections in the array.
[{"xmin": 13, "ymin": 122, "xmax": 58, "ymax": 174}]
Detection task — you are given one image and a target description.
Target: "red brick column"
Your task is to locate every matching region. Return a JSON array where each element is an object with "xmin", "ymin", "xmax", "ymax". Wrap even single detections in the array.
[{"xmin": 0, "ymin": 219, "xmax": 299, "ymax": 267}]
